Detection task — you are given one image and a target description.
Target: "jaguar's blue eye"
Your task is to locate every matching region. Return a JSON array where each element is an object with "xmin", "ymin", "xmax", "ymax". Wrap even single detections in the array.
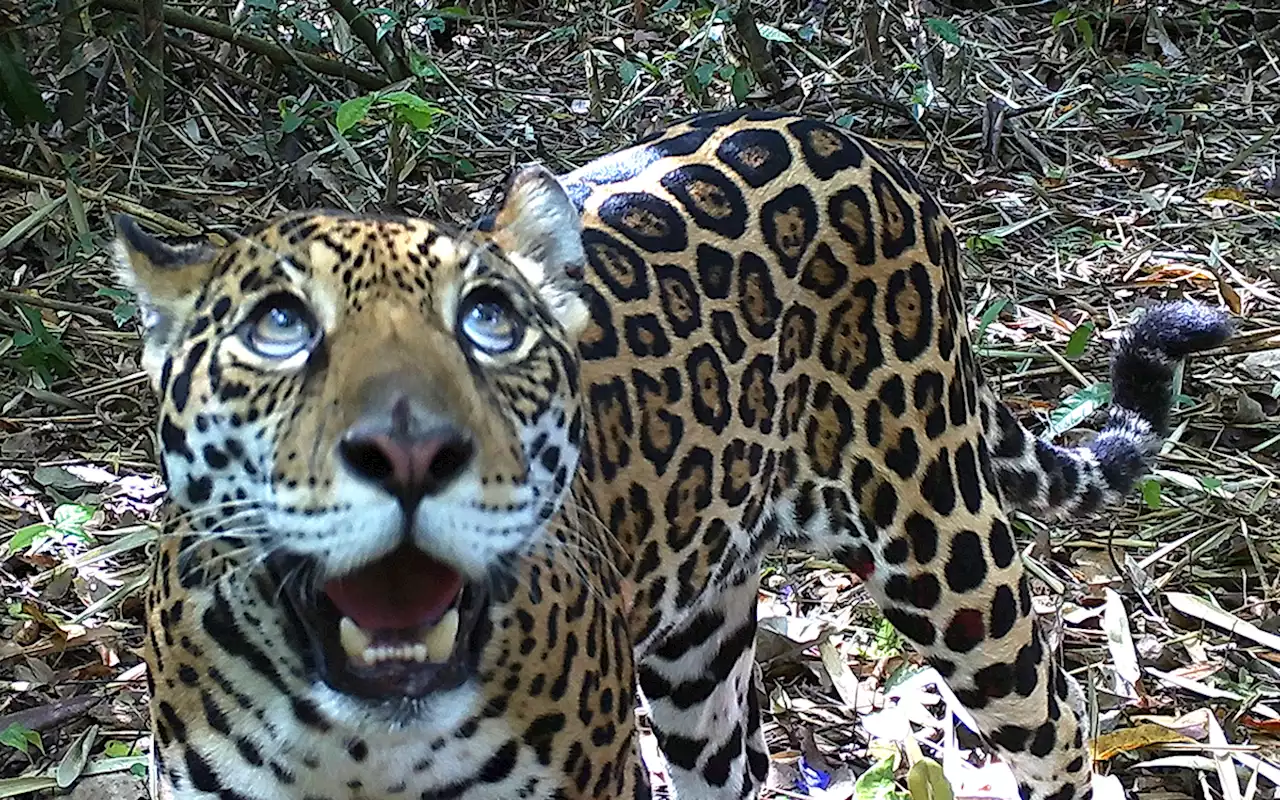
[
  {"xmin": 459, "ymin": 287, "xmax": 523, "ymax": 354},
  {"xmin": 243, "ymin": 294, "xmax": 318, "ymax": 359}
]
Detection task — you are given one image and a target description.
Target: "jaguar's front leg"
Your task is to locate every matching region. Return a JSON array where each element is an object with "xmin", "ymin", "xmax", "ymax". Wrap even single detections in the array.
[{"xmin": 637, "ymin": 567, "xmax": 771, "ymax": 800}]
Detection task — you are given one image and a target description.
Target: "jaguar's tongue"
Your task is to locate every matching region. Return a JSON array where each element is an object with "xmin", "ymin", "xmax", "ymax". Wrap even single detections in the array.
[{"xmin": 323, "ymin": 546, "xmax": 463, "ymax": 664}]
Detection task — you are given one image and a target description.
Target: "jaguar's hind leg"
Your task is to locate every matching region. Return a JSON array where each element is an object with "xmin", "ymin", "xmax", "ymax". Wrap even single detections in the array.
[
  {"xmin": 636, "ymin": 567, "xmax": 771, "ymax": 800},
  {"xmin": 811, "ymin": 489, "xmax": 1091, "ymax": 800}
]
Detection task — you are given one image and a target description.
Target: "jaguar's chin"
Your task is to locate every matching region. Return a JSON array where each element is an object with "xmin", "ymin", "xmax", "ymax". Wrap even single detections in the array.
[{"xmin": 274, "ymin": 545, "xmax": 489, "ymax": 700}]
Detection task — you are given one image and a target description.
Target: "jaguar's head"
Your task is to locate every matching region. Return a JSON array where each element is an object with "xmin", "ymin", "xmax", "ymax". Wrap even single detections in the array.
[{"xmin": 113, "ymin": 165, "xmax": 590, "ymax": 701}]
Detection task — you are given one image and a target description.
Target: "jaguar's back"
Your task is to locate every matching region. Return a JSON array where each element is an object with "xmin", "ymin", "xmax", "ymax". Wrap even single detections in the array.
[
  {"xmin": 116, "ymin": 110, "xmax": 1230, "ymax": 800},
  {"xmin": 566, "ymin": 109, "xmax": 1081, "ymax": 799}
]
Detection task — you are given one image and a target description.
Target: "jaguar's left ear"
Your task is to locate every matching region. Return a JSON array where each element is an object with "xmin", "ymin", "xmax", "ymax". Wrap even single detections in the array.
[
  {"xmin": 486, "ymin": 164, "xmax": 589, "ymax": 336},
  {"xmin": 111, "ymin": 215, "xmax": 221, "ymax": 385}
]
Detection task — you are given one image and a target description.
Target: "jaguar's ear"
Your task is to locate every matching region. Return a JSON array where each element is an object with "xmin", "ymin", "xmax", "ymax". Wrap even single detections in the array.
[
  {"xmin": 487, "ymin": 165, "xmax": 589, "ymax": 336},
  {"xmin": 111, "ymin": 214, "xmax": 220, "ymax": 384}
]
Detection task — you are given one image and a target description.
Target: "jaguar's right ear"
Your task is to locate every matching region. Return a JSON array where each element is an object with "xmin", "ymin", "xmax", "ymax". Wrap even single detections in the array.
[
  {"xmin": 484, "ymin": 165, "xmax": 590, "ymax": 338},
  {"xmin": 111, "ymin": 215, "xmax": 220, "ymax": 384}
]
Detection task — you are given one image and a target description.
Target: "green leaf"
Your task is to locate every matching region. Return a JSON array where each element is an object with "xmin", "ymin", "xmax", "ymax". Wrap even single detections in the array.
[
  {"xmin": 618, "ymin": 59, "xmax": 637, "ymax": 84},
  {"xmin": 1064, "ymin": 321, "xmax": 1094, "ymax": 359},
  {"xmin": 883, "ymin": 661, "xmax": 925, "ymax": 691},
  {"xmin": 245, "ymin": 0, "xmax": 276, "ymax": 9},
  {"xmin": 872, "ymin": 615, "xmax": 904, "ymax": 657},
  {"xmin": 410, "ymin": 51, "xmax": 443, "ymax": 79},
  {"xmin": 730, "ymin": 67, "xmax": 753, "ymax": 103},
  {"xmin": 291, "ymin": 17, "xmax": 322, "ymax": 45},
  {"xmin": 17, "ymin": 303, "xmax": 48, "ymax": 336},
  {"xmin": 0, "ymin": 723, "xmax": 43, "ymax": 756},
  {"xmin": 281, "ymin": 107, "xmax": 304, "ymax": 134},
  {"xmin": 335, "ymin": 95, "xmax": 375, "ymax": 134},
  {"xmin": 1141, "ymin": 479, "xmax": 1162, "ymax": 510},
  {"xmin": 95, "ymin": 287, "xmax": 130, "ymax": 302},
  {"xmin": 1047, "ymin": 382, "xmax": 1112, "ymax": 439},
  {"xmin": 1200, "ymin": 475, "xmax": 1224, "ymax": 492},
  {"xmin": 925, "ymin": 18, "xmax": 961, "ymax": 45},
  {"xmin": 854, "ymin": 755, "xmax": 909, "ymax": 800},
  {"xmin": 755, "ymin": 23, "xmax": 793, "ymax": 43},
  {"xmin": 654, "ymin": 0, "xmax": 680, "ymax": 12},
  {"xmin": 379, "ymin": 91, "xmax": 436, "ymax": 112},
  {"xmin": 1076, "ymin": 17, "xmax": 1095, "ymax": 49},
  {"xmin": 355, "ymin": 6, "xmax": 398, "ymax": 23},
  {"xmin": 102, "ymin": 740, "xmax": 137, "ymax": 758},
  {"xmin": 111, "ymin": 302, "xmax": 138, "ymax": 326},
  {"xmin": 396, "ymin": 106, "xmax": 435, "ymax": 131},
  {"xmin": 973, "ymin": 296, "xmax": 1009, "ymax": 346},
  {"xmin": 97, "ymin": 287, "xmax": 139, "ymax": 324},
  {"xmin": 53, "ymin": 505, "xmax": 96, "ymax": 543},
  {"xmin": 54, "ymin": 503, "xmax": 94, "ymax": 530},
  {"xmin": 906, "ymin": 757, "xmax": 954, "ymax": 800},
  {"xmin": 1051, "ymin": 9, "xmax": 1071, "ymax": 28},
  {"xmin": 0, "ymin": 39, "xmax": 52, "ymax": 126},
  {"xmin": 8, "ymin": 522, "xmax": 52, "ymax": 553},
  {"xmin": 692, "ymin": 62, "xmax": 716, "ymax": 88},
  {"xmin": 379, "ymin": 91, "xmax": 441, "ymax": 131}
]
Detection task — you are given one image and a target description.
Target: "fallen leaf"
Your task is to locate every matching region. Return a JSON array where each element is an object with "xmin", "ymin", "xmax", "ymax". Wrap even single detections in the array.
[
  {"xmin": 1205, "ymin": 707, "xmax": 1242, "ymax": 800},
  {"xmin": 1201, "ymin": 186, "xmax": 1248, "ymax": 204},
  {"xmin": 1233, "ymin": 394, "xmax": 1267, "ymax": 424},
  {"xmin": 1133, "ymin": 708, "xmax": 1212, "ymax": 740},
  {"xmin": 819, "ymin": 637, "xmax": 869, "ymax": 712},
  {"xmin": 1102, "ymin": 588, "xmax": 1140, "ymax": 700},
  {"xmin": 852, "ymin": 755, "xmax": 905, "ymax": 800},
  {"xmin": 1212, "ymin": 268, "xmax": 1243, "ymax": 314},
  {"xmin": 1241, "ymin": 350, "xmax": 1280, "ymax": 381},
  {"xmin": 31, "ymin": 466, "xmax": 94, "ymax": 491},
  {"xmin": 1240, "ymin": 715, "xmax": 1280, "ymax": 733},
  {"xmin": 56, "ymin": 724, "xmax": 99, "ymax": 787},
  {"xmin": 1166, "ymin": 592, "xmax": 1280, "ymax": 652},
  {"xmin": 1091, "ymin": 723, "xmax": 1194, "ymax": 761},
  {"xmin": 906, "ymin": 757, "xmax": 954, "ymax": 800}
]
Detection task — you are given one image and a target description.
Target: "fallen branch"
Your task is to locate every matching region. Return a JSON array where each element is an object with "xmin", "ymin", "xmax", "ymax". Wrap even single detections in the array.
[
  {"xmin": 0, "ymin": 290, "xmax": 118, "ymax": 322},
  {"xmin": 95, "ymin": 0, "xmax": 387, "ymax": 91},
  {"xmin": 0, "ymin": 164, "xmax": 205, "ymax": 236}
]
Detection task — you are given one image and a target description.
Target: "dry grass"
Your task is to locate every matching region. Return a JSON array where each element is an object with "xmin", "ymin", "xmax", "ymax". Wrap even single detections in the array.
[{"xmin": 1, "ymin": 0, "xmax": 1278, "ymax": 797}]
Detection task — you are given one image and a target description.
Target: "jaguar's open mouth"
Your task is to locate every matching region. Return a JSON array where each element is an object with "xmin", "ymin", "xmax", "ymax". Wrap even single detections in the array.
[{"xmin": 276, "ymin": 545, "xmax": 489, "ymax": 699}]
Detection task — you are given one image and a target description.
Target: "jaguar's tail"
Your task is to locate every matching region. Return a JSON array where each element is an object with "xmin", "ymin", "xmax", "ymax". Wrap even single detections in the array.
[{"xmin": 984, "ymin": 301, "xmax": 1233, "ymax": 520}]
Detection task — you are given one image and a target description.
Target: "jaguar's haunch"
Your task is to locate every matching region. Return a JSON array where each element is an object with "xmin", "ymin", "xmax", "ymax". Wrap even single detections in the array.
[{"xmin": 114, "ymin": 110, "xmax": 1231, "ymax": 800}]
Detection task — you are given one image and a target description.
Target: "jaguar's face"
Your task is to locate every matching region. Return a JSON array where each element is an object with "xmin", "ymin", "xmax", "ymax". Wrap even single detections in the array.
[{"xmin": 114, "ymin": 166, "xmax": 590, "ymax": 701}]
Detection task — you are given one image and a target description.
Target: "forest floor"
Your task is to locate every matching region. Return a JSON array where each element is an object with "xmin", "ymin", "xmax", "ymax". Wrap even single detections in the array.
[{"xmin": 1, "ymin": 1, "xmax": 1279, "ymax": 798}]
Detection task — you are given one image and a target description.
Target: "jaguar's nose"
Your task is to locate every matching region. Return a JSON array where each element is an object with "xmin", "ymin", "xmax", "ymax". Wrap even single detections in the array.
[{"xmin": 339, "ymin": 396, "xmax": 475, "ymax": 509}]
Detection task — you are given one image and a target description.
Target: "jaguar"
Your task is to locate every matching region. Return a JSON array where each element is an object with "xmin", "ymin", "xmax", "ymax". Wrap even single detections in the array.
[{"xmin": 113, "ymin": 109, "xmax": 1231, "ymax": 800}]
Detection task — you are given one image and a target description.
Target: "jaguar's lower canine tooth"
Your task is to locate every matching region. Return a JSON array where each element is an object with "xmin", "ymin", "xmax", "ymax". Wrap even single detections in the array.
[
  {"xmin": 337, "ymin": 611, "xmax": 459, "ymax": 665},
  {"xmin": 339, "ymin": 617, "xmax": 371, "ymax": 660},
  {"xmin": 422, "ymin": 608, "xmax": 459, "ymax": 662}
]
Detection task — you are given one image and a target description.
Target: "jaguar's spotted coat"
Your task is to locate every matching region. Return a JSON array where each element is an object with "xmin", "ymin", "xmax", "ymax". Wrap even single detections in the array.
[{"xmin": 114, "ymin": 109, "xmax": 1231, "ymax": 800}]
